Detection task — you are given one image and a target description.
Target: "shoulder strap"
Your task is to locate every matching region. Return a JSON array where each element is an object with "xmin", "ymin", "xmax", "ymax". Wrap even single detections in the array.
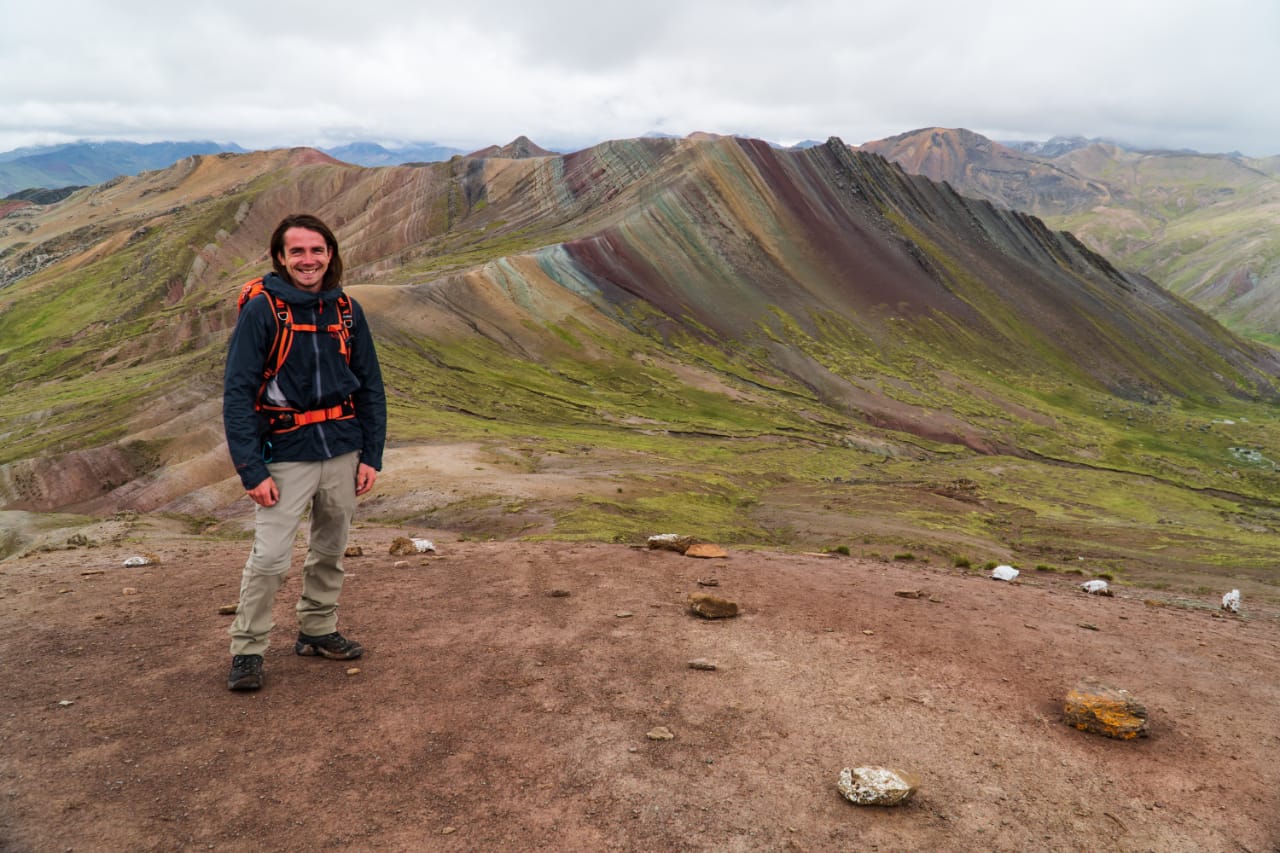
[{"xmin": 237, "ymin": 277, "xmax": 293, "ymax": 381}]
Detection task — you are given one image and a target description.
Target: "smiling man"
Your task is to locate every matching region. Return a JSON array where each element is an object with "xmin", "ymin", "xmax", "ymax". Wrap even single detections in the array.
[{"xmin": 221, "ymin": 213, "xmax": 387, "ymax": 691}]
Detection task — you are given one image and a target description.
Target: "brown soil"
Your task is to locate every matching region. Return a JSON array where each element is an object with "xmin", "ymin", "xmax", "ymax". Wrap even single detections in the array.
[{"xmin": 3, "ymin": 513, "xmax": 1279, "ymax": 853}]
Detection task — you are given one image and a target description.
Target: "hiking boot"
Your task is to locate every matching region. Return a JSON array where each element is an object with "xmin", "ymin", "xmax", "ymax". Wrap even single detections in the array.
[
  {"xmin": 228, "ymin": 654, "xmax": 264, "ymax": 691},
  {"xmin": 294, "ymin": 631, "xmax": 364, "ymax": 660}
]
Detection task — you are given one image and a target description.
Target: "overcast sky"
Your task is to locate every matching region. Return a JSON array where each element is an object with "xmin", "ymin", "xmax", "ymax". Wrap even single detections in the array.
[{"xmin": 2, "ymin": 0, "xmax": 1277, "ymax": 157}]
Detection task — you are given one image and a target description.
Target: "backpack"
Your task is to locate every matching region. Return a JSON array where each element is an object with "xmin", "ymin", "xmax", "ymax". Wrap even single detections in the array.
[{"xmin": 236, "ymin": 276, "xmax": 356, "ymax": 433}]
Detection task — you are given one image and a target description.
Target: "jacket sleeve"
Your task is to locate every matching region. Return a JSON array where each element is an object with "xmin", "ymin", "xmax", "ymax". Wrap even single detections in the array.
[
  {"xmin": 348, "ymin": 299, "xmax": 387, "ymax": 471},
  {"xmin": 222, "ymin": 298, "xmax": 273, "ymax": 490}
]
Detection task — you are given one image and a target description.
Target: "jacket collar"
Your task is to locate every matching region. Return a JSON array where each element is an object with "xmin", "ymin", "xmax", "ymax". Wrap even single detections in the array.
[{"xmin": 263, "ymin": 272, "xmax": 344, "ymax": 307}]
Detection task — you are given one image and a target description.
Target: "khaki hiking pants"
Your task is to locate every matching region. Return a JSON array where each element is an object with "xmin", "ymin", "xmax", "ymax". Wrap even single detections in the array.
[{"xmin": 229, "ymin": 451, "xmax": 360, "ymax": 656}]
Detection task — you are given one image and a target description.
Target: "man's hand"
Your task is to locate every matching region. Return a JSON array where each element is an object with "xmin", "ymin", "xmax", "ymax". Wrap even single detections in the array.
[
  {"xmin": 355, "ymin": 462, "xmax": 378, "ymax": 496},
  {"xmin": 248, "ymin": 477, "xmax": 280, "ymax": 507}
]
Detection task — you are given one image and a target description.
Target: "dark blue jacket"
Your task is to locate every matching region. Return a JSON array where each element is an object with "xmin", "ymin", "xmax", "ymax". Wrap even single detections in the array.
[{"xmin": 223, "ymin": 273, "xmax": 386, "ymax": 490}]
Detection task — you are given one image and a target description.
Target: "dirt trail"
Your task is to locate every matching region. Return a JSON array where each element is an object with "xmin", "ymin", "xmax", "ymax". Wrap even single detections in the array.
[{"xmin": 1, "ymin": 521, "xmax": 1278, "ymax": 852}]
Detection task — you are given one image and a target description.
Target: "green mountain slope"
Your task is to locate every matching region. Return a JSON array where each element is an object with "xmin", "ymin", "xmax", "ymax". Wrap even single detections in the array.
[
  {"xmin": 3, "ymin": 137, "xmax": 1280, "ymax": 587},
  {"xmin": 862, "ymin": 128, "xmax": 1280, "ymax": 342}
]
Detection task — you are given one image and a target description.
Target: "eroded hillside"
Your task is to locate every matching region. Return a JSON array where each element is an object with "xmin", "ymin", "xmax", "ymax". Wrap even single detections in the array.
[{"xmin": 3, "ymin": 136, "xmax": 1280, "ymax": 589}]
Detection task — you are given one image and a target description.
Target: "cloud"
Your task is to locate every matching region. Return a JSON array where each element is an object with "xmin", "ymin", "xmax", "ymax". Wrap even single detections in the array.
[{"xmin": 2, "ymin": 0, "xmax": 1278, "ymax": 155}]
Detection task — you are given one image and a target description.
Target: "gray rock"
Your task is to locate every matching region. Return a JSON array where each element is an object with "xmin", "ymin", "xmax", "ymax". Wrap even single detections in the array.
[{"xmin": 837, "ymin": 767, "xmax": 919, "ymax": 806}]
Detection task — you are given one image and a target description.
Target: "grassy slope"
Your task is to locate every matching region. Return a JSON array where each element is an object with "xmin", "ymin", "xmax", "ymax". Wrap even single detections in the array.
[
  {"xmin": 1048, "ymin": 148, "xmax": 1280, "ymax": 342},
  {"xmin": 2, "ymin": 143, "xmax": 1279, "ymax": 598}
]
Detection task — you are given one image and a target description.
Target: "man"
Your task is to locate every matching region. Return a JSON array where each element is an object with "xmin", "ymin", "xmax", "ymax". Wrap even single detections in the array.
[{"xmin": 222, "ymin": 213, "xmax": 387, "ymax": 691}]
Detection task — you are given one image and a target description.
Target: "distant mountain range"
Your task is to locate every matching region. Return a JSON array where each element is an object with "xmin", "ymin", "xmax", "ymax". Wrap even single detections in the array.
[
  {"xmin": 0, "ymin": 139, "xmax": 469, "ymax": 195},
  {"xmin": 6, "ymin": 129, "xmax": 1280, "ymax": 345},
  {"xmin": 3, "ymin": 134, "xmax": 1278, "ymax": 522},
  {"xmin": 859, "ymin": 127, "xmax": 1280, "ymax": 342},
  {"xmin": 0, "ymin": 132, "xmax": 1199, "ymax": 198}
]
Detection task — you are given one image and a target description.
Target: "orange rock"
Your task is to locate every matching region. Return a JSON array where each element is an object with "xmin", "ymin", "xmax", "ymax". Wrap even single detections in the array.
[
  {"xmin": 685, "ymin": 543, "xmax": 728, "ymax": 559},
  {"xmin": 1063, "ymin": 679, "xmax": 1149, "ymax": 739},
  {"xmin": 388, "ymin": 537, "xmax": 417, "ymax": 556}
]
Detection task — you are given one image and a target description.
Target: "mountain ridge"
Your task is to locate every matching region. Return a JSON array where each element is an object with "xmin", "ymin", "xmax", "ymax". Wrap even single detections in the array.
[
  {"xmin": 3, "ymin": 134, "xmax": 1279, "ymax": 582},
  {"xmin": 859, "ymin": 126, "xmax": 1280, "ymax": 341}
]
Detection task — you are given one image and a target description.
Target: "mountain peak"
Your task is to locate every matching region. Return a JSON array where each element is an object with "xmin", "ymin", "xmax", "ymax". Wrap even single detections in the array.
[{"xmin": 466, "ymin": 136, "xmax": 554, "ymax": 159}]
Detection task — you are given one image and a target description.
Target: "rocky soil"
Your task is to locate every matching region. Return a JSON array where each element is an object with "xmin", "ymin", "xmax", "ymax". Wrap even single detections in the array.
[{"xmin": 2, "ymin": 514, "xmax": 1279, "ymax": 852}]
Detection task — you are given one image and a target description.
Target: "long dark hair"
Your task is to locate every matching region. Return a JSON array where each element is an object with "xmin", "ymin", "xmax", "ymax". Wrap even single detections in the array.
[{"xmin": 269, "ymin": 213, "xmax": 344, "ymax": 291}]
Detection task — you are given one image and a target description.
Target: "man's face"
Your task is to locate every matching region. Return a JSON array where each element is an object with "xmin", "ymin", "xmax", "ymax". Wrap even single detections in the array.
[{"xmin": 277, "ymin": 226, "xmax": 331, "ymax": 292}]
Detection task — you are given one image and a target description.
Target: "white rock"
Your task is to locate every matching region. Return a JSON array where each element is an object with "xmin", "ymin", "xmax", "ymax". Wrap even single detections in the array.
[
  {"xmin": 1222, "ymin": 589, "xmax": 1241, "ymax": 613},
  {"xmin": 1081, "ymin": 580, "xmax": 1110, "ymax": 595},
  {"xmin": 837, "ymin": 766, "xmax": 919, "ymax": 806},
  {"xmin": 412, "ymin": 538, "xmax": 435, "ymax": 553},
  {"xmin": 991, "ymin": 565, "xmax": 1019, "ymax": 581},
  {"xmin": 122, "ymin": 556, "xmax": 150, "ymax": 567}
]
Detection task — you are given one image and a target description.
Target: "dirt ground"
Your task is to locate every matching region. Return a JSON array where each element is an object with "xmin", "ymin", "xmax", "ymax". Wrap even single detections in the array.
[{"xmin": 2, "ymin": 514, "xmax": 1279, "ymax": 853}]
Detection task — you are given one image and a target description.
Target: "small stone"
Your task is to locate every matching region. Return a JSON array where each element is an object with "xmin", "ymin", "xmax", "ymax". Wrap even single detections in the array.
[
  {"xmin": 894, "ymin": 589, "xmax": 922, "ymax": 599},
  {"xmin": 928, "ymin": 596, "xmax": 944, "ymax": 604},
  {"xmin": 862, "ymin": 630, "xmax": 874, "ymax": 635},
  {"xmin": 57, "ymin": 700, "xmax": 74, "ymax": 708},
  {"xmin": 441, "ymin": 826, "xmax": 456, "ymax": 835},
  {"xmin": 991, "ymin": 565, "xmax": 1019, "ymax": 581},
  {"xmin": 388, "ymin": 537, "xmax": 417, "ymax": 556},
  {"xmin": 218, "ymin": 604, "xmax": 238, "ymax": 615},
  {"xmin": 1063, "ymin": 678, "xmax": 1149, "ymax": 739},
  {"xmin": 547, "ymin": 589, "xmax": 572, "ymax": 598},
  {"xmin": 696, "ymin": 578, "xmax": 720, "ymax": 587},
  {"xmin": 1078, "ymin": 622, "xmax": 1099, "ymax": 631},
  {"xmin": 1081, "ymin": 580, "xmax": 1113, "ymax": 596},
  {"xmin": 688, "ymin": 658, "xmax": 718, "ymax": 671},
  {"xmin": 688, "ymin": 593, "xmax": 738, "ymax": 619},
  {"xmin": 647, "ymin": 533, "xmax": 695, "ymax": 554},
  {"xmin": 122, "ymin": 587, "xmax": 139, "ymax": 596},
  {"xmin": 344, "ymin": 545, "xmax": 364, "ymax": 557},
  {"xmin": 837, "ymin": 767, "xmax": 919, "ymax": 806},
  {"xmin": 685, "ymin": 543, "xmax": 728, "ymax": 559},
  {"xmin": 346, "ymin": 668, "xmax": 360, "ymax": 676},
  {"xmin": 646, "ymin": 726, "xmax": 675, "ymax": 741},
  {"xmin": 122, "ymin": 556, "xmax": 150, "ymax": 567},
  {"xmin": 615, "ymin": 611, "xmax": 634, "ymax": 618},
  {"xmin": 393, "ymin": 560, "xmax": 409, "ymax": 568}
]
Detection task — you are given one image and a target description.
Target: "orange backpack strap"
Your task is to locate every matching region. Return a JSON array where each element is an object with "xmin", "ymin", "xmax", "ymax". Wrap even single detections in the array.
[
  {"xmin": 281, "ymin": 293, "xmax": 353, "ymax": 365},
  {"xmin": 236, "ymin": 277, "xmax": 293, "ymax": 380}
]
